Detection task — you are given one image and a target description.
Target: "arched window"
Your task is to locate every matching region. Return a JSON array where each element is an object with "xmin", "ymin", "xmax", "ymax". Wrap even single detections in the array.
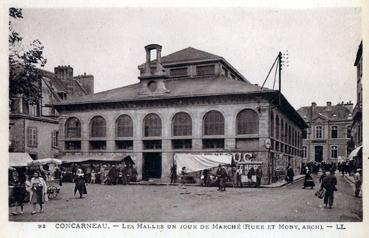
[
  {"xmin": 65, "ymin": 117, "xmax": 81, "ymax": 138},
  {"xmin": 144, "ymin": 113, "xmax": 161, "ymax": 137},
  {"xmin": 116, "ymin": 115, "xmax": 133, "ymax": 137},
  {"xmin": 236, "ymin": 109, "xmax": 259, "ymax": 135},
  {"xmin": 90, "ymin": 116, "xmax": 106, "ymax": 138},
  {"xmin": 172, "ymin": 112, "xmax": 192, "ymax": 136},
  {"xmin": 203, "ymin": 111, "xmax": 224, "ymax": 135}
]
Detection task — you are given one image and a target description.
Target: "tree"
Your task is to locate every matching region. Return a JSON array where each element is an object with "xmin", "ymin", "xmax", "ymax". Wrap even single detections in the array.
[{"xmin": 9, "ymin": 8, "xmax": 47, "ymax": 106}]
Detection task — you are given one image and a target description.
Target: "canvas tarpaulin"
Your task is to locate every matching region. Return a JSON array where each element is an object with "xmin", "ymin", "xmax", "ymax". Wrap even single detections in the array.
[
  {"xmin": 174, "ymin": 153, "xmax": 232, "ymax": 174},
  {"xmin": 9, "ymin": 153, "xmax": 33, "ymax": 167},
  {"xmin": 348, "ymin": 146, "xmax": 362, "ymax": 161}
]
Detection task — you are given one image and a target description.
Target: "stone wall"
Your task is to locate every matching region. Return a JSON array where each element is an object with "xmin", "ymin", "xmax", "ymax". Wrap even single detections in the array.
[{"xmin": 58, "ymin": 97, "xmax": 303, "ymax": 183}]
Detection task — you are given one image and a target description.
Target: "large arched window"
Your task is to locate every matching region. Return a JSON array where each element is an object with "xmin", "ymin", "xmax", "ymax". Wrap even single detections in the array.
[
  {"xmin": 65, "ymin": 117, "xmax": 81, "ymax": 138},
  {"xmin": 172, "ymin": 112, "xmax": 192, "ymax": 136},
  {"xmin": 236, "ymin": 109, "xmax": 259, "ymax": 135},
  {"xmin": 203, "ymin": 110, "xmax": 224, "ymax": 135},
  {"xmin": 116, "ymin": 115, "xmax": 133, "ymax": 137},
  {"xmin": 90, "ymin": 116, "xmax": 106, "ymax": 138},
  {"xmin": 144, "ymin": 113, "xmax": 162, "ymax": 137}
]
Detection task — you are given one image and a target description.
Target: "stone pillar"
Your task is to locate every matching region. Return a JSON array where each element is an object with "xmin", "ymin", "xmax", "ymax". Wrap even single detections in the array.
[
  {"xmin": 144, "ymin": 48, "xmax": 151, "ymax": 75},
  {"xmin": 134, "ymin": 151, "xmax": 143, "ymax": 181},
  {"xmin": 162, "ymin": 152, "xmax": 171, "ymax": 181},
  {"xmin": 192, "ymin": 110, "xmax": 202, "ymax": 150},
  {"xmin": 106, "ymin": 116, "xmax": 115, "ymax": 152}
]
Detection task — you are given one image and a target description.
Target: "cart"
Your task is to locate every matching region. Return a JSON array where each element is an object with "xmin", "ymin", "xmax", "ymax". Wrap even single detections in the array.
[{"xmin": 27, "ymin": 158, "xmax": 62, "ymax": 200}]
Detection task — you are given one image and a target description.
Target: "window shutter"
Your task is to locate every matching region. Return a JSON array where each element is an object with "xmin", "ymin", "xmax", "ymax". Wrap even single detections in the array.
[
  {"xmin": 35, "ymin": 128, "xmax": 38, "ymax": 147},
  {"xmin": 27, "ymin": 127, "xmax": 31, "ymax": 147}
]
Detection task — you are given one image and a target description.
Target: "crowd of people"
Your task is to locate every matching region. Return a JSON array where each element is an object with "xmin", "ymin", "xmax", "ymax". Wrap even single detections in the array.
[
  {"xmin": 170, "ymin": 164, "xmax": 264, "ymax": 191},
  {"xmin": 300, "ymin": 160, "xmax": 362, "ymax": 209},
  {"xmin": 9, "ymin": 159, "xmax": 362, "ymax": 216},
  {"xmin": 68, "ymin": 163, "xmax": 138, "ymax": 185}
]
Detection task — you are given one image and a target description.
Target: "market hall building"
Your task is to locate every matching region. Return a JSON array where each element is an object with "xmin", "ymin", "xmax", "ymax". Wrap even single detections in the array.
[{"xmin": 55, "ymin": 44, "xmax": 307, "ymax": 184}]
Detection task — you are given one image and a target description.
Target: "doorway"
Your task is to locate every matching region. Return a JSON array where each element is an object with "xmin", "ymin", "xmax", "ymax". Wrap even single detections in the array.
[
  {"xmin": 315, "ymin": 146, "xmax": 323, "ymax": 162},
  {"xmin": 142, "ymin": 152, "xmax": 162, "ymax": 180}
]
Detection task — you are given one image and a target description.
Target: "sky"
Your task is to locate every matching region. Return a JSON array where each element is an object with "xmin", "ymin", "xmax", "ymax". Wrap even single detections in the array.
[{"xmin": 13, "ymin": 7, "xmax": 362, "ymax": 109}]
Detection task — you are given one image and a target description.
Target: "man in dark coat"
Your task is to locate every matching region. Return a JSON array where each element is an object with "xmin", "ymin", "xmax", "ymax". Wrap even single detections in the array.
[
  {"xmin": 74, "ymin": 169, "xmax": 87, "ymax": 198},
  {"xmin": 286, "ymin": 166, "xmax": 294, "ymax": 184},
  {"xmin": 108, "ymin": 165, "xmax": 118, "ymax": 185},
  {"xmin": 216, "ymin": 164, "xmax": 228, "ymax": 192},
  {"xmin": 322, "ymin": 169, "xmax": 337, "ymax": 208},
  {"xmin": 170, "ymin": 164, "xmax": 177, "ymax": 184},
  {"xmin": 255, "ymin": 167, "xmax": 263, "ymax": 188}
]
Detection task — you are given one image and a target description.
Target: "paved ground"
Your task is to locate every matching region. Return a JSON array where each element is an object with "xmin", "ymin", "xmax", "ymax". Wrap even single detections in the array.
[{"xmin": 9, "ymin": 173, "xmax": 362, "ymax": 222}]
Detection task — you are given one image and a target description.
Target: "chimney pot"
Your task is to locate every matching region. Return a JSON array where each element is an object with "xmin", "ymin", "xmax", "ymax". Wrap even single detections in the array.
[{"xmin": 312, "ymin": 102, "xmax": 317, "ymax": 107}]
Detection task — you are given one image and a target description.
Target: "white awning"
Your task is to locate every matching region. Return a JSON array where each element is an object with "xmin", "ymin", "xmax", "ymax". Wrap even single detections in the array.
[
  {"xmin": 174, "ymin": 153, "xmax": 232, "ymax": 174},
  {"xmin": 9, "ymin": 153, "xmax": 33, "ymax": 167},
  {"xmin": 348, "ymin": 146, "xmax": 362, "ymax": 161}
]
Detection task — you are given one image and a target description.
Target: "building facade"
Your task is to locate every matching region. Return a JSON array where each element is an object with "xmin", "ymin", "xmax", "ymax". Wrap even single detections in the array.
[
  {"xmin": 352, "ymin": 41, "xmax": 363, "ymax": 148},
  {"xmin": 9, "ymin": 66, "xmax": 94, "ymax": 160},
  {"xmin": 55, "ymin": 44, "xmax": 307, "ymax": 184},
  {"xmin": 297, "ymin": 101, "xmax": 353, "ymax": 164}
]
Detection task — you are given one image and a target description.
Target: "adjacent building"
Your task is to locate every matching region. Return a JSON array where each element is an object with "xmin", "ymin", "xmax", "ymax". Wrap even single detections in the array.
[
  {"xmin": 297, "ymin": 101, "xmax": 353, "ymax": 164},
  {"xmin": 55, "ymin": 44, "xmax": 307, "ymax": 184},
  {"xmin": 349, "ymin": 41, "xmax": 363, "ymax": 168},
  {"xmin": 352, "ymin": 42, "xmax": 363, "ymax": 148},
  {"xmin": 9, "ymin": 65, "xmax": 94, "ymax": 160}
]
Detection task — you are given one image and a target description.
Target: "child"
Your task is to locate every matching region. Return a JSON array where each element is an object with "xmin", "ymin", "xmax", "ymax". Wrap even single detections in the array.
[{"xmin": 91, "ymin": 169, "xmax": 96, "ymax": 184}]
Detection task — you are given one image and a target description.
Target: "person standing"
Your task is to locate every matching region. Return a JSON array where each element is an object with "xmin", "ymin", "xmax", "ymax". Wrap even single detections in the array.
[
  {"xmin": 286, "ymin": 166, "xmax": 295, "ymax": 184},
  {"xmin": 11, "ymin": 174, "xmax": 28, "ymax": 215},
  {"xmin": 74, "ymin": 169, "xmax": 87, "ymax": 198},
  {"xmin": 303, "ymin": 171, "xmax": 315, "ymax": 189},
  {"xmin": 202, "ymin": 169, "xmax": 210, "ymax": 187},
  {"xmin": 30, "ymin": 172, "xmax": 48, "ymax": 214},
  {"xmin": 170, "ymin": 164, "xmax": 177, "ymax": 184},
  {"xmin": 90, "ymin": 169, "xmax": 96, "ymax": 184},
  {"xmin": 216, "ymin": 164, "xmax": 228, "ymax": 192},
  {"xmin": 322, "ymin": 169, "xmax": 337, "ymax": 209},
  {"xmin": 354, "ymin": 169, "xmax": 362, "ymax": 197},
  {"xmin": 235, "ymin": 167, "xmax": 243, "ymax": 188},
  {"xmin": 180, "ymin": 167, "xmax": 187, "ymax": 189},
  {"xmin": 255, "ymin": 166, "xmax": 263, "ymax": 188}
]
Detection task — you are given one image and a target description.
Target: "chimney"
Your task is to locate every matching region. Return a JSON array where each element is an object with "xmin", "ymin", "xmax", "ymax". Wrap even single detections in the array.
[
  {"xmin": 74, "ymin": 73, "xmax": 94, "ymax": 95},
  {"xmin": 54, "ymin": 65, "xmax": 74, "ymax": 81},
  {"xmin": 311, "ymin": 102, "xmax": 317, "ymax": 107},
  {"xmin": 343, "ymin": 101, "xmax": 354, "ymax": 112}
]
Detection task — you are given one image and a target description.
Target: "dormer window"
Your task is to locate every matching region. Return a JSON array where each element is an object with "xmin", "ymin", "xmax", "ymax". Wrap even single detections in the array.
[
  {"xmin": 196, "ymin": 65, "xmax": 215, "ymax": 76},
  {"xmin": 170, "ymin": 67, "xmax": 188, "ymax": 77}
]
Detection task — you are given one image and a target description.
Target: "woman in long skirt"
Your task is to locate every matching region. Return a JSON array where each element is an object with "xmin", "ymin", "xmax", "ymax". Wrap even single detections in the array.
[
  {"xmin": 303, "ymin": 172, "xmax": 315, "ymax": 189},
  {"xmin": 74, "ymin": 169, "xmax": 87, "ymax": 198},
  {"xmin": 30, "ymin": 172, "xmax": 47, "ymax": 214}
]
